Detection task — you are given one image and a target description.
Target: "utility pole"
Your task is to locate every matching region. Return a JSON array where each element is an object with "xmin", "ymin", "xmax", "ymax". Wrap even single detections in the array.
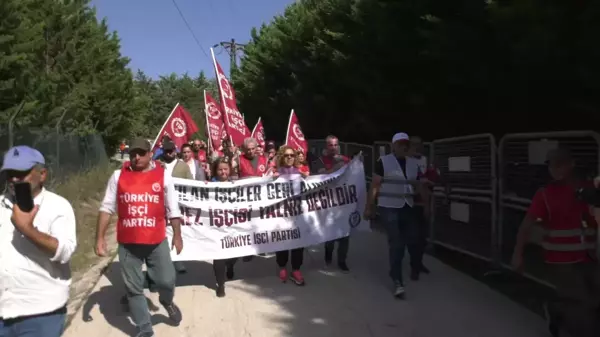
[{"xmin": 213, "ymin": 38, "xmax": 246, "ymax": 78}]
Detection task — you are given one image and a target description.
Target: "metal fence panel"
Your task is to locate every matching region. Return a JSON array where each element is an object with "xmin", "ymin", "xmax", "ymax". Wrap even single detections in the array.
[
  {"xmin": 430, "ymin": 134, "xmax": 497, "ymax": 261},
  {"xmin": 498, "ymin": 131, "xmax": 600, "ymax": 287},
  {"xmin": 344, "ymin": 142, "xmax": 374, "ymax": 179},
  {"xmin": 307, "ymin": 139, "xmax": 326, "ymax": 157}
]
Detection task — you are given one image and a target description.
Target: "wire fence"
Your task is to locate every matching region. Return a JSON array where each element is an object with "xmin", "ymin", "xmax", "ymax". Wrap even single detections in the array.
[{"xmin": 0, "ymin": 127, "xmax": 109, "ymax": 189}]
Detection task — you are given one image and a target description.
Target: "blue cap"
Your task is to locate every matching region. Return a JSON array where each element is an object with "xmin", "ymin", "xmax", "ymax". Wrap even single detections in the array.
[{"xmin": 1, "ymin": 146, "xmax": 46, "ymax": 172}]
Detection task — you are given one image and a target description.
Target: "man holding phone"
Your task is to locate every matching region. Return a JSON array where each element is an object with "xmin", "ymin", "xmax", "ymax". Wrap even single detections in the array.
[
  {"xmin": 95, "ymin": 138, "xmax": 183, "ymax": 337},
  {"xmin": 0, "ymin": 146, "xmax": 77, "ymax": 337}
]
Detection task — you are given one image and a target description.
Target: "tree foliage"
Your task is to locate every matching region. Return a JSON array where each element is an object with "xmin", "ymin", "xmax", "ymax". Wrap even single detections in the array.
[
  {"xmin": 234, "ymin": 0, "xmax": 600, "ymax": 142},
  {"xmin": 0, "ymin": 0, "xmax": 216, "ymax": 152}
]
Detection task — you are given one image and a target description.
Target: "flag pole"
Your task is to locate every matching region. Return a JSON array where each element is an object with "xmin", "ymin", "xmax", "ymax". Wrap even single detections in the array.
[
  {"xmin": 150, "ymin": 102, "xmax": 180, "ymax": 150},
  {"xmin": 203, "ymin": 91, "xmax": 213, "ymax": 152},
  {"xmin": 284, "ymin": 109, "xmax": 294, "ymax": 146}
]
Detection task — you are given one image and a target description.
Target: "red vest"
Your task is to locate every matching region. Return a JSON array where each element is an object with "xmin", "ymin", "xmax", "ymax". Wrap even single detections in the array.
[
  {"xmin": 197, "ymin": 149, "xmax": 207, "ymax": 162},
  {"xmin": 539, "ymin": 183, "xmax": 596, "ymax": 263},
  {"xmin": 239, "ymin": 155, "xmax": 267, "ymax": 178},
  {"xmin": 320, "ymin": 155, "xmax": 350, "ymax": 170},
  {"xmin": 116, "ymin": 162, "xmax": 167, "ymax": 245},
  {"xmin": 299, "ymin": 164, "xmax": 310, "ymax": 174}
]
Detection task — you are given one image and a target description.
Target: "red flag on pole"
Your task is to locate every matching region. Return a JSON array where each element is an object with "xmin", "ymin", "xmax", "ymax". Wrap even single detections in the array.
[
  {"xmin": 210, "ymin": 48, "xmax": 250, "ymax": 146},
  {"xmin": 285, "ymin": 109, "xmax": 308, "ymax": 154},
  {"xmin": 251, "ymin": 117, "xmax": 266, "ymax": 149},
  {"xmin": 151, "ymin": 103, "xmax": 199, "ymax": 152},
  {"xmin": 204, "ymin": 90, "xmax": 226, "ymax": 152}
]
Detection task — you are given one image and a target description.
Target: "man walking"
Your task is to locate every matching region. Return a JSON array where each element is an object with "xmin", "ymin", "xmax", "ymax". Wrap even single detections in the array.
[
  {"xmin": 364, "ymin": 132, "xmax": 427, "ymax": 298},
  {"xmin": 311, "ymin": 135, "xmax": 351, "ymax": 272},
  {"xmin": 0, "ymin": 146, "xmax": 77, "ymax": 337},
  {"xmin": 95, "ymin": 138, "xmax": 184, "ymax": 337},
  {"xmin": 408, "ymin": 136, "xmax": 432, "ymax": 276}
]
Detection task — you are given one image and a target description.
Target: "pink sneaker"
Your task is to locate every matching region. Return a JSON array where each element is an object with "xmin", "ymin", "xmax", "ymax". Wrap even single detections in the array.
[
  {"xmin": 279, "ymin": 268, "xmax": 288, "ymax": 282},
  {"xmin": 290, "ymin": 270, "xmax": 305, "ymax": 286}
]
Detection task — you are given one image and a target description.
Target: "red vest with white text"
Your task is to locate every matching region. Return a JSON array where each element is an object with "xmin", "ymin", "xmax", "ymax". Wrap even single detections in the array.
[
  {"xmin": 116, "ymin": 162, "xmax": 167, "ymax": 244},
  {"xmin": 238, "ymin": 155, "xmax": 267, "ymax": 178}
]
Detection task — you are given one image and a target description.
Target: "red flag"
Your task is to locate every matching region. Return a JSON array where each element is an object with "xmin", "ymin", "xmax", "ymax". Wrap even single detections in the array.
[
  {"xmin": 211, "ymin": 48, "xmax": 250, "ymax": 146},
  {"xmin": 204, "ymin": 90, "xmax": 226, "ymax": 152},
  {"xmin": 285, "ymin": 109, "xmax": 308, "ymax": 154},
  {"xmin": 251, "ymin": 117, "xmax": 266, "ymax": 149},
  {"xmin": 151, "ymin": 103, "xmax": 199, "ymax": 151}
]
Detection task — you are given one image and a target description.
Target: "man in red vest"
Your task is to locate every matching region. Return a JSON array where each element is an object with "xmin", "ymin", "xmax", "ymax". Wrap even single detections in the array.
[
  {"xmin": 312, "ymin": 135, "xmax": 351, "ymax": 272},
  {"xmin": 238, "ymin": 137, "xmax": 268, "ymax": 178},
  {"xmin": 95, "ymin": 138, "xmax": 184, "ymax": 337},
  {"xmin": 237, "ymin": 137, "xmax": 268, "ymax": 262},
  {"xmin": 512, "ymin": 148, "xmax": 599, "ymax": 337}
]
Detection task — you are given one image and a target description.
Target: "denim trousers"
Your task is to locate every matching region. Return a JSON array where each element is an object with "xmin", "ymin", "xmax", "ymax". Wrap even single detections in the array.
[
  {"xmin": 0, "ymin": 306, "xmax": 66, "ymax": 337},
  {"xmin": 378, "ymin": 206, "xmax": 420, "ymax": 283}
]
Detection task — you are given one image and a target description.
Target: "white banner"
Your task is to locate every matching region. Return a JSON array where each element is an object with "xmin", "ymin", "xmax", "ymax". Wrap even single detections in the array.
[{"xmin": 167, "ymin": 157, "xmax": 370, "ymax": 261}]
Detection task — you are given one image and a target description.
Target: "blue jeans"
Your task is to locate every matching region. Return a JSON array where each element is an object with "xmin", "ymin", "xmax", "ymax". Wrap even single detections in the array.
[
  {"xmin": 119, "ymin": 239, "xmax": 176, "ymax": 334},
  {"xmin": 378, "ymin": 206, "xmax": 420, "ymax": 284},
  {"xmin": 0, "ymin": 307, "xmax": 66, "ymax": 337}
]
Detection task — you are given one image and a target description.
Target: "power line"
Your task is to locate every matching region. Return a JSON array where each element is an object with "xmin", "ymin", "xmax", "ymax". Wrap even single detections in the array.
[{"xmin": 170, "ymin": 0, "xmax": 210, "ymax": 60}]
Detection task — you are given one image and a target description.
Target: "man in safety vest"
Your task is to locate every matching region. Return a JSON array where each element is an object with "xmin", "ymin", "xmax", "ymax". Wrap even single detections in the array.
[
  {"xmin": 238, "ymin": 137, "xmax": 268, "ymax": 178},
  {"xmin": 512, "ymin": 148, "xmax": 599, "ymax": 337},
  {"xmin": 409, "ymin": 136, "xmax": 432, "ymax": 277},
  {"xmin": 311, "ymin": 135, "xmax": 351, "ymax": 272},
  {"xmin": 95, "ymin": 138, "xmax": 184, "ymax": 337},
  {"xmin": 363, "ymin": 132, "xmax": 428, "ymax": 299}
]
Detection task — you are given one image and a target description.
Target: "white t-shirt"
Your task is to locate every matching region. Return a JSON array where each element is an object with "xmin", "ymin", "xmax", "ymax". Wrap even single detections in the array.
[{"xmin": 186, "ymin": 160, "xmax": 197, "ymax": 178}]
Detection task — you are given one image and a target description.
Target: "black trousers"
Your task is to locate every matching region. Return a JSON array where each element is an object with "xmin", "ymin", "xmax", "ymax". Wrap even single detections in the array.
[
  {"xmin": 276, "ymin": 248, "xmax": 304, "ymax": 270},
  {"xmin": 325, "ymin": 236, "xmax": 349, "ymax": 264},
  {"xmin": 413, "ymin": 205, "xmax": 428, "ymax": 267},
  {"xmin": 212, "ymin": 258, "xmax": 237, "ymax": 286}
]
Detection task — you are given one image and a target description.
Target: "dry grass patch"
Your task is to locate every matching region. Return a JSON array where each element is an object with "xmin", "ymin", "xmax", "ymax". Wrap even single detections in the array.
[{"xmin": 51, "ymin": 164, "xmax": 118, "ymax": 275}]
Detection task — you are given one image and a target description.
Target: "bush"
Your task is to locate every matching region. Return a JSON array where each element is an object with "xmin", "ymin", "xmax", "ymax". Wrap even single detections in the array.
[{"xmin": 51, "ymin": 164, "xmax": 117, "ymax": 274}]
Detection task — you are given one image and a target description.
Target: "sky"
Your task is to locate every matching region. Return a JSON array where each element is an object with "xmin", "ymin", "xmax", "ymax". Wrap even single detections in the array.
[{"xmin": 90, "ymin": 0, "xmax": 295, "ymax": 79}]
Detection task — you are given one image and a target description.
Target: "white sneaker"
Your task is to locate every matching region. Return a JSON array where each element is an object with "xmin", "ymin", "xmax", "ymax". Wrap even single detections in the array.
[{"xmin": 394, "ymin": 282, "xmax": 405, "ymax": 299}]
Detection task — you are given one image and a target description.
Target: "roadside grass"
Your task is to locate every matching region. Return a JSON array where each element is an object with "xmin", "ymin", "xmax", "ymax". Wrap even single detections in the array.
[{"xmin": 50, "ymin": 163, "xmax": 118, "ymax": 275}]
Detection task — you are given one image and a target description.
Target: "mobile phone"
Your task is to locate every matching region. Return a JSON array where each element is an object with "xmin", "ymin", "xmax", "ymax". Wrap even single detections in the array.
[{"xmin": 14, "ymin": 181, "xmax": 34, "ymax": 212}]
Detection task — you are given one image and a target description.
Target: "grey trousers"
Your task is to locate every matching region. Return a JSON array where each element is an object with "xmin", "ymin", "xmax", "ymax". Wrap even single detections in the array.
[{"xmin": 119, "ymin": 239, "xmax": 176, "ymax": 334}]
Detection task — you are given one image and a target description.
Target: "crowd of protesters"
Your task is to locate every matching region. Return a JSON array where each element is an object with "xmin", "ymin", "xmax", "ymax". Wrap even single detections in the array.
[{"xmin": 6, "ymin": 131, "xmax": 600, "ymax": 337}]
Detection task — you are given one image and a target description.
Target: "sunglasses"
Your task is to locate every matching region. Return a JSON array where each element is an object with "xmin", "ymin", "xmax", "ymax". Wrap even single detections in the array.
[{"xmin": 283, "ymin": 153, "xmax": 296, "ymax": 158}]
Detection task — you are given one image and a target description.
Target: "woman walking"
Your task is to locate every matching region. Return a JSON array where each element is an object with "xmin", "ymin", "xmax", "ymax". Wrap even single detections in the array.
[
  {"xmin": 211, "ymin": 157, "xmax": 238, "ymax": 297},
  {"xmin": 273, "ymin": 146, "xmax": 309, "ymax": 285}
]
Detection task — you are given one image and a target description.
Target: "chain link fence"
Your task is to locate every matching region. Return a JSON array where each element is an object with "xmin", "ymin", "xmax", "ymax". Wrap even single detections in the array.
[{"xmin": 0, "ymin": 128, "xmax": 109, "ymax": 189}]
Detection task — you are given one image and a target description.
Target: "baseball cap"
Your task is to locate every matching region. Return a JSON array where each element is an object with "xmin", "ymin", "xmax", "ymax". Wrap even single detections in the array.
[
  {"xmin": 545, "ymin": 147, "xmax": 572, "ymax": 164},
  {"xmin": 129, "ymin": 138, "xmax": 151, "ymax": 152},
  {"xmin": 1, "ymin": 146, "xmax": 45, "ymax": 172},
  {"xmin": 162, "ymin": 141, "xmax": 176, "ymax": 151},
  {"xmin": 392, "ymin": 132, "xmax": 410, "ymax": 143}
]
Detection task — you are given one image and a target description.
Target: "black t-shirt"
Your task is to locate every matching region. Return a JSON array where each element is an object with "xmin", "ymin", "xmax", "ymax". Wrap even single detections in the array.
[{"xmin": 374, "ymin": 156, "xmax": 407, "ymax": 178}]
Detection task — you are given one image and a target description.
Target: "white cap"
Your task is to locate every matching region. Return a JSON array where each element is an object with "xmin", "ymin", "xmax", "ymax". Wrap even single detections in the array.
[{"xmin": 392, "ymin": 132, "xmax": 409, "ymax": 143}]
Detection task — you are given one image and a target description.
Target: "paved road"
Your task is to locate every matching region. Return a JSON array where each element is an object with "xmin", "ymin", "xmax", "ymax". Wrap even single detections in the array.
[{"xmin": 64, "ymin": 231, "xmax": 546, "ymax": 337}]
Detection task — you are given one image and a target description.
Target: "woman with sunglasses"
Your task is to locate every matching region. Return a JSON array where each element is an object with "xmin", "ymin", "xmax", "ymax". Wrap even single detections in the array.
[
  {"xmin": 210, "ymin": 157, "xmax": 238, "ymax": 297},
  {"xmin": 272, "ymin": 146, "xmax": 309, "ymax": 285}
]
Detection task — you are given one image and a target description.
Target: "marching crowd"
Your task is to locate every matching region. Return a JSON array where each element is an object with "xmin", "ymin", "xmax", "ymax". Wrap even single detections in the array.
[
  {"xmin": 2, "ymin": 131, "xmax": 600, "ymax": 337},
  {"xmin": 107, "ymin": 132, "xmax": 437, "ymax": 337}
]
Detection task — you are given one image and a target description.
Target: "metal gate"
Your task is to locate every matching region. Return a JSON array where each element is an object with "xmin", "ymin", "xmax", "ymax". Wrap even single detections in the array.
[
  {"xmin": 430, "ymin": 134, "xmax": 497, "ymax": 261},
  {"xmin": 498, "ymin": 131, "xmax": 600, "ymax": 287},
  {"xmin": 343, "ymin": 142, "xmax": 375, "ymax": 180},
  {"xmin": 307, "ymin": 139, "xmax": 326, "ymax": 157}
]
